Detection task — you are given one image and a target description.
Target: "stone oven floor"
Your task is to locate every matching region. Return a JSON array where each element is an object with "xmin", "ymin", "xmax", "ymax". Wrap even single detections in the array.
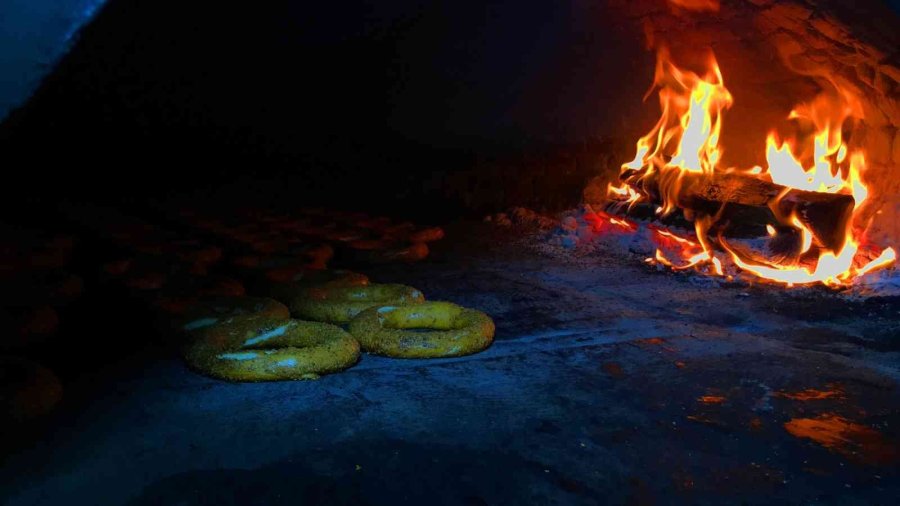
[{"xmin": 1, "ymin": 221, "xmax": 898, "ymax": 505}]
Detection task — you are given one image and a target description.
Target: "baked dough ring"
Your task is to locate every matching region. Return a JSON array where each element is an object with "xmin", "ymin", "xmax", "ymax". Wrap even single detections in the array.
[
  {"xmin": 349, "ymin": 301, "xmax": 494, "ymax": 358},
  {"xmin": 183, "ymin": 317, "xmax": 359, "ymax": 381},
  {"xmin": 231, "ymin": 244, "xmax": 333, "ymax": 271},
  {"xmin": 177, "ymin": 296, "xmax": 290, "ymax": 334},
  {"xmin": 0, "ymin": 356, "xmax": 63, "ymax": 421},
  {"xmin": 409, "ymin": 227, "xmax": 445, "ymax": 243},
  {"xmin": 346, "ymin": 240, "xmax": 429, "ymax": 263},
  {"xmin": 291, "ymin": 283, "xmax": 424, "ymax": 323},
  {"xmin": 152, "ymin": 277, "xmax": 246, "ymax": 316},
  {"xmin": 0, "ymin": 306, "xmax": 59, "ymax": 349},
  {"xmin": 263, "ymin": 267, "xmax": 368, "ymax": 287},
  {"xmin": 256, "ymin": 268, "xmax": 369, "ymax": 306},
  {"xmin": 382, "ymin": 225, "xmax": 444, "ymax": 243}
]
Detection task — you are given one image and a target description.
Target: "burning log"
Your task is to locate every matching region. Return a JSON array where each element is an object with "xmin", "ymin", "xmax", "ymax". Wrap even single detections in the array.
[
  {"xmin": 617, "ymin": 168, "xmax": 855, "ymax": 252},
  {"xmin": 594, "ymin": 45, "xmax": 896, "ymax": 286}
]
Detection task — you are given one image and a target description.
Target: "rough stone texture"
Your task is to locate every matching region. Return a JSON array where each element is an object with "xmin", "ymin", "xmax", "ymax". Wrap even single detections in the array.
[
  {"xmin": 604, "ymin": 0, "xmax": 900, "ymax": 245},
  {"xmin": 893, "ymin": 130, "xmax": 900, "ymax": 166},
  {"xmin": 0, "ymin": 222, "xmax": 898, "ymax": 505},
  {"xmin": 439, "ymin": 139, "xmax": 628, "ymax": 215}
]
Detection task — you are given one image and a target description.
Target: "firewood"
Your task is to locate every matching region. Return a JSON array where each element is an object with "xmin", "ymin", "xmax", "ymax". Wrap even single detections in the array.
[{"xmin": 616, "ymin": 169, "xmax": 855, "ymax": 251}]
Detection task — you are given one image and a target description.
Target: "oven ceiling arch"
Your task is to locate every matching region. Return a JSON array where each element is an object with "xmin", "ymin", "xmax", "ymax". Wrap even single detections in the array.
[{"xmin": 0, "ymin": 0, "xmax": 107, "ymax": 122}]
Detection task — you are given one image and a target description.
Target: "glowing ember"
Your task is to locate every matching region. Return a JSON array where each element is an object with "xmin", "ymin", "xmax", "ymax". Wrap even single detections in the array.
[
  {"xmin": 667, "ymin": 0, "xmax": 720, "ymax": 12},
  {"xmin": 607, "ymin": 47, "xmax": 895, "ymax": 287},
  {"xmin": 584, "ymin": 209, "xmax": 638, "ymax": 233}
]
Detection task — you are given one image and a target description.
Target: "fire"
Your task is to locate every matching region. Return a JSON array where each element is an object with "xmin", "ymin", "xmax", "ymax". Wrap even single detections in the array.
[
  {"xmin": 790, "ymin": 215, "xmax": 813, "ymax": 255},
  {"xmin": 584, "ymin": 208, "xmax": 638, "ymax": 233},
  {"xmin": 619, "ymin": 47, "xmax": 732, "ymax": 217},
  {"xmin": 667, "ymin": 0, "xmax": 720, "ymax": 12},
  {"xmin": 609, "ymin": 47, "xmax": 895, "ymax": 287},
  {"xmin": 764, "ymin": 90, "xmax": 866, "ymax": 201},
  {"xmin": 606, "ymin": 182, "xmax": 642, "ymax": 208}
]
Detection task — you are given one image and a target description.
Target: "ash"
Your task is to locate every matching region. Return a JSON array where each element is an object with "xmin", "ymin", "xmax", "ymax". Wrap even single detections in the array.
[{"xmin": 487, "ymin": 205, "xmax": 900, "ymax": 299}]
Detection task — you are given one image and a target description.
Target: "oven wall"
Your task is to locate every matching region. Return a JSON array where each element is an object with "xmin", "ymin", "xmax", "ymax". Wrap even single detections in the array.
[
  {"xmin": 0, "ymin": 0, "xmax": 896, "ymax": 234},
  {"xmin": 605, "ymin": 0, "xmax": 900, "ymax": 244}
]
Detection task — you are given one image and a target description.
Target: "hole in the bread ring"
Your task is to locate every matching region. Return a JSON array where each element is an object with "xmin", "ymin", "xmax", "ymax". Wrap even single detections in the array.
[
  {"xmin": 376, "ymin": 304, "xmax": 465, "ymax": 330},
  {"xmin": 349, "ymin": 301, "xmax": 495, "ymax": 358}
]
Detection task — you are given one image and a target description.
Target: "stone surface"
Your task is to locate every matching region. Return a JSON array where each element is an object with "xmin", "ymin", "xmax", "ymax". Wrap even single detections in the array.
[
  {"xmin": 0, "ymin": 221, "xmax": 898, "ymax": 505},
  {"xmin": 881, "ymin": 65, "xmax": 900, "ymax": 84},
  {"xmin": 856, "ymin": 63, "xmax": 875, "ymax": 87},
  {"xmin": 868, "ymin": 127, "xmax": 896, "ymax": 165},
  {"xmin": 893, "ymin": 129, "xmax": 900, "ymax": 164}
]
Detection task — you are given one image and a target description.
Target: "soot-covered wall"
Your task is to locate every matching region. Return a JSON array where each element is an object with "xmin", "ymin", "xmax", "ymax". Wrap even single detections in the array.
[
  {"xmin": 0, "ymin": 0, "xmax": 654, "ymax": 216},
  {"xmin": 0, "ymin": 0, "xmax": 897, "ymax": 225}
]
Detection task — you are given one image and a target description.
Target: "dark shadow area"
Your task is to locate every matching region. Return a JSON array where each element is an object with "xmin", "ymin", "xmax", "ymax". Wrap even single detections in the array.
[
  {"xmin": 126, "ymin": 440, "xmax": 593, "ymax": 506},
  {"xmin": 1, "ymin": 3, "xmax": 898, "ymax": 505},
  {"xmin": 0, "ymin": 0, "xmax": 649, "ymax": 221}
]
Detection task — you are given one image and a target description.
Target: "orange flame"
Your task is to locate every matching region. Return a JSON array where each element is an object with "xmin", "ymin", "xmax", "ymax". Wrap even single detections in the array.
[
  {"xmin": 613, "ymin": 47, "xmax": 895, "ymax": 287},
  {"xmin": 667, "ymin": 0, "xmax": 720, "ymax": 12},
  {"xmin": 623, "ymin": 48, "xmax": 732, "ymax": 217},
  {"xmin": 606, "ymin": 182, "xmax": 642, "ymax": 208}
]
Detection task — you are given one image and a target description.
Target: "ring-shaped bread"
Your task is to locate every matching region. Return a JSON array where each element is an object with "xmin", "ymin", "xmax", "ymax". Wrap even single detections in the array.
[
  {"xmin": 349, "ymin": 301, "xmax": 494, "ymax": 358},
  {"xmin": 291, "ymin": 283, "xmax": 424, "ymax": 323}
]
